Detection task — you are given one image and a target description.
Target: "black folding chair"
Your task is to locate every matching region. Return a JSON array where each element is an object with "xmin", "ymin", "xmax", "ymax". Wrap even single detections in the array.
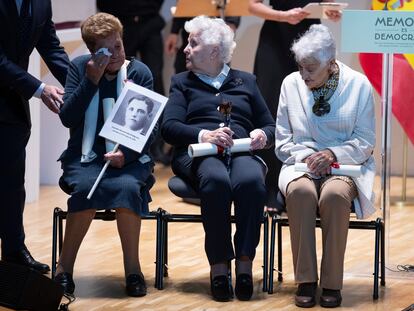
[
  {"xmin": 155, "ymin": 175, "xmax": 269, "ymax": 292},
  {"xmin": 267, "ymin": 192, "xmax": 385, "ymax": 299},
  {"xmin": 51, "ymin": 177, "xmax": 165, "ymax": 289}
]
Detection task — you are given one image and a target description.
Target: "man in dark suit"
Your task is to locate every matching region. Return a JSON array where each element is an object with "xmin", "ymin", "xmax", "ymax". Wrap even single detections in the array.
[{"xmin": 0, "ymin": 0, "xmax": 69, "ymax": 273}]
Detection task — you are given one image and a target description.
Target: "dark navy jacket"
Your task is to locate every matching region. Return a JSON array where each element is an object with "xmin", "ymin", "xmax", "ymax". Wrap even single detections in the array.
[
  {"xmin": 161, "ymin": 69, "xmax": 275, "ymax": 164},
  {"xmin": 0, "ymin": 0, "xmax": 69, "ymax": 126}
]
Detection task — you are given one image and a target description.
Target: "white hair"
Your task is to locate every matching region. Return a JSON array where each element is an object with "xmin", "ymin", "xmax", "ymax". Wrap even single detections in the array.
[
  {"xmin": 291, "ymin": 24, "xmax": 336, "ymax": 65},
  {"xmin": 184, "ymin": 15, "xmax": 236, "ymax": 64}
]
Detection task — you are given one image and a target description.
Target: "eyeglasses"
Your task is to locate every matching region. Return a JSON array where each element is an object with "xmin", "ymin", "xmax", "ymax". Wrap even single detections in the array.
[{"xmin": 312, "ymin": 96, "xmax": 331, "ymax": 116}]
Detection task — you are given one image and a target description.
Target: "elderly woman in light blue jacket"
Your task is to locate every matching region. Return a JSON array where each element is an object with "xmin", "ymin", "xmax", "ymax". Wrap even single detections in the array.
[{"xmin": 275, "ymin": 24, "xmax": 375, "ymax": 308}]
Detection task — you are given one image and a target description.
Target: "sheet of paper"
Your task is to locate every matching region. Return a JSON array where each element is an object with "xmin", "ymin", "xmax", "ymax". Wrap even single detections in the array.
[
  {"xmin": 303, "ymin": 2, "xmax": 348, "ymax": 19},
  {"xmin": 99, "ymin": 82, "xmax": 168, "ymax": 153}
]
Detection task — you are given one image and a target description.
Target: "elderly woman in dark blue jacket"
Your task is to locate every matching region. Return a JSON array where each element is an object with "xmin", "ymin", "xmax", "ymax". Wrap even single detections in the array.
[
  {"xmin": 161, "ymin": 16, "xmax": 275, "ymax": 302},
  {"xmin": 53, "ymin": 13, "xmax": 156, "ymax": 298}
]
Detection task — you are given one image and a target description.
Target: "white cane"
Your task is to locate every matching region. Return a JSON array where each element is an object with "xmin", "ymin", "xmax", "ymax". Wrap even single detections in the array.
[{"xmin": 87, "ymin": 143, "xmax": 119, "ymax": 200}]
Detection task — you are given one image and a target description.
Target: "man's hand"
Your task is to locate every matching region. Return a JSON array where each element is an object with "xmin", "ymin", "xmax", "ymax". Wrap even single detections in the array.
[
  {"xmin": 41, "ymin": 85, "xmax": 64, "ymax": 113},
  {"xmin": 104, "ymin": 149, "xmax": 125, "ymax": 168},
  {"xmin": 249, "ymin": 129, "xmax": 267, "ymax": 150}
]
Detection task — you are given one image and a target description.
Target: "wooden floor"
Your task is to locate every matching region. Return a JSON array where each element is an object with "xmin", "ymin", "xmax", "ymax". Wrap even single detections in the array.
[{"xmin": 2, "ymin": 165, "xmax": 414, "ymax": 310}]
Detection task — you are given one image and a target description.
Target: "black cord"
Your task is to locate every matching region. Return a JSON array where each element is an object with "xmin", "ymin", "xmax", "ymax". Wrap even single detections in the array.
[{"xmin": 385, "ymin": 264, "xmax": 414, "ymax": 273}]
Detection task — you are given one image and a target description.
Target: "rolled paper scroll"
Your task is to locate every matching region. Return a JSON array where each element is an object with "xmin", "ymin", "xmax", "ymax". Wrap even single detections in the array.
[
  {"xmin": 102, "ymin": 98, "xmax": 116, "ymax": 152},
  {"xmin": 188, "ymin": 138, "xmax": 252, "ymax": 158},
  {"xmin": 294, "ymin": 162, "xmax": 362, "ymax": 177}
]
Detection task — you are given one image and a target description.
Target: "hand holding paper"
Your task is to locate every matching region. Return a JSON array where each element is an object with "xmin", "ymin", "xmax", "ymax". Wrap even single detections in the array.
[{"xmin": 294, "ymin": 162, "xmax": 361, "ymax": 177}]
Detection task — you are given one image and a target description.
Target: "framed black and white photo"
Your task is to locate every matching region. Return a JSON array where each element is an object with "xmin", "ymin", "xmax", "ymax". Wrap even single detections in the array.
[{"xmin": 99, "ymin": 81, "xmax": 168, "ymax": 153}]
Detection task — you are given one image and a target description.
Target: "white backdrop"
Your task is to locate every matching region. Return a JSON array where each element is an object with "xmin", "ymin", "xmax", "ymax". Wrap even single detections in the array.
[{"xmin": 25, "ymin": 0, "xmax": 413, "ymax": 202}]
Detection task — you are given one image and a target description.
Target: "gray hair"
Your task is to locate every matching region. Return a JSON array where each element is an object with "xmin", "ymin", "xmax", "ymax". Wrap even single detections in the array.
[
  {"xmin": 184, "ymin": 15, "xmax": 236, "ymax": 64},
  {"xmin": 291, "ymin": 24, "xmax": 336, "ymax": 65}
]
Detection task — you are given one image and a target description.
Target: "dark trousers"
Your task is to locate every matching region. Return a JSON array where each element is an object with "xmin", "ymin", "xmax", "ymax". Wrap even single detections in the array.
[
  {"xmin": 121, "ymin": 15, "xmax": 165, "ymax": 95},
  {"xmin": 0, "ymin": 123, "xmax": 30, "ymax": 256},
  {"xmin": 174, "ymin": 154, "xmax": 267, "ymax": 265}
]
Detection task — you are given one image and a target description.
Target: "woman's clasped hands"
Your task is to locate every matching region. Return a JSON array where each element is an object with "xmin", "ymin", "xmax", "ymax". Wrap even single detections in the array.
[
  {"xmin": 305, "ymin": 149, "xmax": 336, "ymax": 177},
  {"xmin": 201, "ymin": 127, "xmax": 234, "ymax": 148}
]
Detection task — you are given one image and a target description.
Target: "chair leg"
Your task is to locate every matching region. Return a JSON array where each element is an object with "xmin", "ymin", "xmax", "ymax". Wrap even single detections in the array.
[
  {"xmin": 380, "ymin": 219, "xmax": 386, "ymax": 286},
  {"xmin": 154, "ymin": 208, "xmax": 163, "ymax": 289},
  {"xmin": 262, "ymin": 212, "xmax": 269, "ymax": 292},
  {"xmin": 155, "ymin": 208, "xmax": 165, "ymax": 290},
  {"xmin": 268, "ymin": 215, "xmax": 277, "ymax": 294},
  {"xmin": 277, "ymin": 221, "xmax": 283, "ymax": 282},
  {"xmin": 51, "ymin": 207, "xmax": 61, "ymax": 279},
  {"xmin": 163, "ymin": 216, "xmax": 169, "ymax": 278},
  {"xmin": 58, "ymin": 212, "xmax": 64, "ymax": 255},
  {"xmin": 373, "ymin": 219, "xmax": 380, "ymax": 300}
]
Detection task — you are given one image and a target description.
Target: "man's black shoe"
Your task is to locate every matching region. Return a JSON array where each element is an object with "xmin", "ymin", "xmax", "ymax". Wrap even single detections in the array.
[{"xmin": 2, "ymin": 246, "xmax": 50, "ymax": 274}]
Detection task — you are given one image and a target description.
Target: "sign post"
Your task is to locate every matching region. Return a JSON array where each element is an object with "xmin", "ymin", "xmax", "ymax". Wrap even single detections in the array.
[{"xmin": 342, "ymin": 9, "xmax": 414, "ymax": 272}]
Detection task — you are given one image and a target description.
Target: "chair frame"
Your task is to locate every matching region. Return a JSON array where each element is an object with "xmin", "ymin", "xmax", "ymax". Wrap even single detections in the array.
[
  {"xmin": 268, "ymin": 212, "xmax": 385, "ymax": 299},
  {"xmin": 156, "ymin": 176, "xmax": 270, "ymax": 292},
  {"xmin": 51, "ymin": 207, "xmax": 165, "ymax": 290}
]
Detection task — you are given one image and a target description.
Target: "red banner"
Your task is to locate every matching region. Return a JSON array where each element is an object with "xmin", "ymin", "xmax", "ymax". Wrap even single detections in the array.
[{"xmin": 359, "ymin": 0, "xmax": 414, "ymax": 144}]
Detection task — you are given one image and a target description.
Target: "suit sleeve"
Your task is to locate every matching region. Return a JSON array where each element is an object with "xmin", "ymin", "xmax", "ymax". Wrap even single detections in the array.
[
  {"xmin": 161, "ymin": 75, "xmax": 203, "ymax": 146},
  {"xmin": 0, "ymin": 45, "xmax": 42, "ymax": 100},
  {"xmin": 35, "ymin": 2, "xmax": 69, "ymax": 86}
]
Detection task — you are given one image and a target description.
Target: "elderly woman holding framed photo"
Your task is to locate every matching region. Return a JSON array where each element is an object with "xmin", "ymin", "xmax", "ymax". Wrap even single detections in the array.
[
  {"xmin": 275, "ymin": 24, "xmax": 376, "ymax": 308},
  {"xmin": 162, "ymin": 16, "xmax": 275, "ymax": 302},
  {"xmin": 54, "ymin": 13, "xmax": 156, "ymax": 298}
]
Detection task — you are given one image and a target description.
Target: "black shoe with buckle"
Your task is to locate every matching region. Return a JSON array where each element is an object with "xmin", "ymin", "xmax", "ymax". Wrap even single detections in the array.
[
  {"xmin": 2, "ymin": 245, "xmax": 50, "ymax": 274},
  {"xmin": 235, "ymin": 273, "xmax": 253, "ymax": 301},
  {"xmin": 320, "ymin": 288, "xmax": 342, "ymax": 308},
  {"xmin": 126, "ymin": 273, "xmax": 147, "ymax": 297},
  {"xmin": 54, "ymin": 272, "xmax": 75, "ymax": 295},
  {"xmin": 295, "ymin": 282, "xmax": 317, "ymax": 308}
]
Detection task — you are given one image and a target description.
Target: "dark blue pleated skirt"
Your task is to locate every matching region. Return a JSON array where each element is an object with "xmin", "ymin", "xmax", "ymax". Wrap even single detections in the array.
[{"xmin": 60, "ymin": 158, "xmax": 154, "ymax": 216}]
